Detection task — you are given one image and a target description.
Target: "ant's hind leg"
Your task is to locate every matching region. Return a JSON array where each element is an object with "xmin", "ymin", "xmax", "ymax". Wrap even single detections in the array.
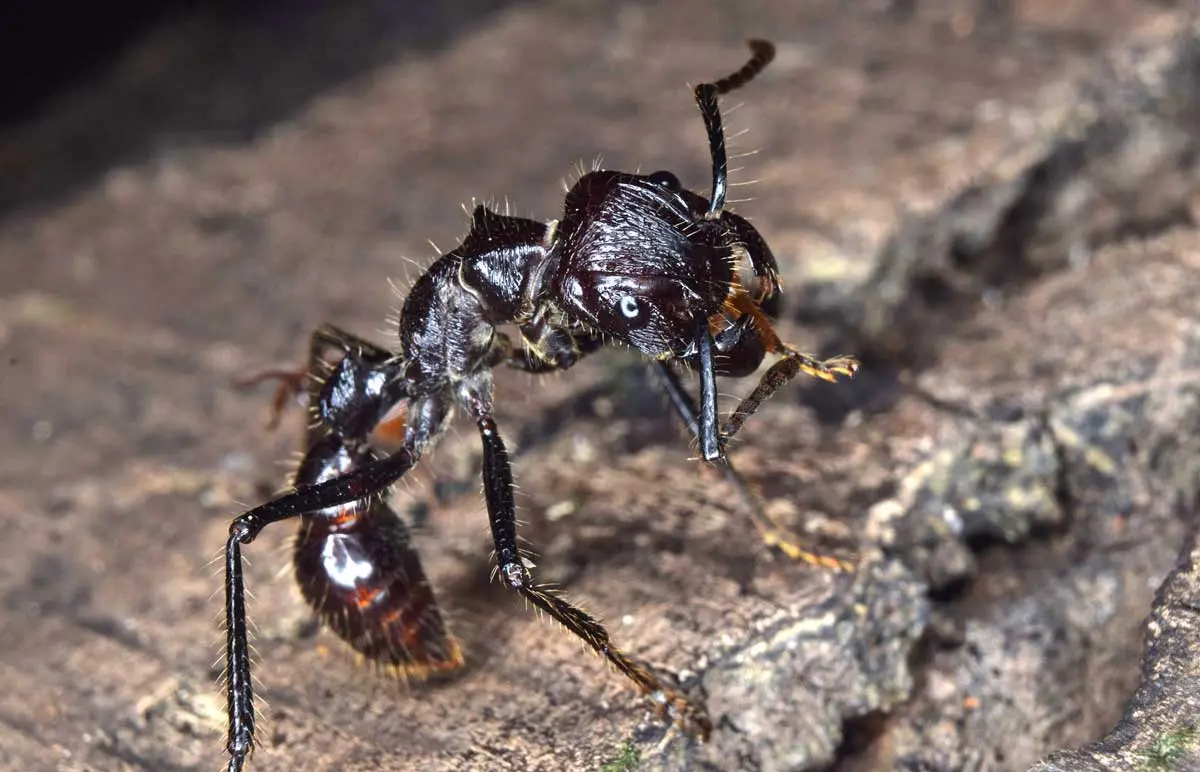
[
  {"xmin": 224, "ymin": 443, "xmax": 424, "ymax": 772},
  {"xmin": 651, "ymin": 361, "xmax": 853, "ymax": 571},
  {"xmin": 462, "ymin": 376, "xmax": 712, "ymax": 739},
  {"xmin": 224, "ymin": 391, "xmax": 448, "ymax": 772},
  {"xmin": 235, "ymin": 323, "xmax": 394, "ymax": 429}
]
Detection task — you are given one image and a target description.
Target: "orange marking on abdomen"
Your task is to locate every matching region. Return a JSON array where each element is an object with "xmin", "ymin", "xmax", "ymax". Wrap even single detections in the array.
[
  {"xmin": 353, "ymin": 585, "xmax": 383, "ymax": 609},
  {"xmin": 370, "ymin": 402, "xmax": 409, "ymax": 447},
  {"xmin": 330, "ymin": 508, "xmax": 360, "ymax": 528}
]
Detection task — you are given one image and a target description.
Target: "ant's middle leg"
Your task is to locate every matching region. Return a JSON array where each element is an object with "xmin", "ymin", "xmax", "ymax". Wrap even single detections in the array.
[{"xmin": 459, "ymin": 372, "xmax": 713, "ymax": 740}]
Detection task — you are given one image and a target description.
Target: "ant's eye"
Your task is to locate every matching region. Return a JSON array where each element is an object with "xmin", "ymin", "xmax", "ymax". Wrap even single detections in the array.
[
  {"xmin": 618, "ymin": 295, "xmax": 641, "ymax": 320},
  {"xmin": 648, "ymin": 170, "xmax": 681, "ymax": 190}
]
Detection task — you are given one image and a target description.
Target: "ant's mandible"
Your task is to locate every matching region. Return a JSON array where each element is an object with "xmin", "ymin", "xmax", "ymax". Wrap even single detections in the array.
[{"xmin": 223, "ymin": 40, "xmax": 858, "ymax": 772}]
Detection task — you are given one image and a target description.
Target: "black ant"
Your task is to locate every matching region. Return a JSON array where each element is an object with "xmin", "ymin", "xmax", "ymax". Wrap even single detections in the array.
[{"xmin": 222, "ymin": 40, "xmax": 858, "ymax": 772}]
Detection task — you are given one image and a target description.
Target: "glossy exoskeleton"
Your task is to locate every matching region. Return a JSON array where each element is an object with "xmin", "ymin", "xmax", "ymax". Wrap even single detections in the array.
[{"xmin": 222, "ymin": 40, "xmax": 858, "ymax": 772}]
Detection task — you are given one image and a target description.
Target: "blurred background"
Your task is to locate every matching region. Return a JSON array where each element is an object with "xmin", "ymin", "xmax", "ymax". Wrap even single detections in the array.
[{"xmin": 1, "ymin": 2, "xmax": 1196, "ymax": 771}]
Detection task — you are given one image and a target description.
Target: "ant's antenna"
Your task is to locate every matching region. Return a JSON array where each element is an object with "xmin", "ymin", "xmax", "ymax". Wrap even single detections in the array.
[{"xmin": 695, "ymin": 40, "xmax": 776, "ymax": 219}]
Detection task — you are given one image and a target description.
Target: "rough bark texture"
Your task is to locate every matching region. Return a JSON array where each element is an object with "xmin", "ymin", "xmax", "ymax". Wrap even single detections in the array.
[{"xmin": 2, "ymin": 2, "xmax": 1198, "ymax": 771}]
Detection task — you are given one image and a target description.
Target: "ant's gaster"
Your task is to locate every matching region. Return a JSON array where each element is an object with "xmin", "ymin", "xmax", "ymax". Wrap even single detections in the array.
[{"xmin": 223, "ymin": 40, "xmax": 858, "ymax": 772}]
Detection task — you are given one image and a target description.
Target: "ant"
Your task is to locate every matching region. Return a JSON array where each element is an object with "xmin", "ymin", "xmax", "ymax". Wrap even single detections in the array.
[{"xmin": 222, "ymin": 40, "xmax": 858, "ymax": 772}]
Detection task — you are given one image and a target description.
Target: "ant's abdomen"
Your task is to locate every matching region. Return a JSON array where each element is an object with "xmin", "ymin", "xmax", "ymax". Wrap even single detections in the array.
[{"xmin": 292, "ymin": 498, "xmax": 462, "ymax": 677}]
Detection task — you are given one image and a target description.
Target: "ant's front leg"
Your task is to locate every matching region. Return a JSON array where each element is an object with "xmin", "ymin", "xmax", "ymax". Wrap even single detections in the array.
[
  {"xmin": 650, "ymin": 354, "xmax": 758, "ymax": 500},
  {"xmin": 498, "ymin": 318, "xmax": 605, "ymax": 374},
  {"xmin": 664, "ymin": 316, "xmax": 755, "ymax": 464},
  {"xmin": 459, "ymin": 372, "xmax": 713, "ymax": 739},
  {"xmin": 650, "ymin": 359, "xmax": 852, "ymax": 571},
  {"xmin": 719, "ymin": 348, "xmax": 859, "ymax": 448},
  {"xmin": 686, "ymin": 311, "xmax": 858, "ymax": 461},
  {"xmin": 696, "ymin": 302, "xmax": 857, "ymax": 450}
]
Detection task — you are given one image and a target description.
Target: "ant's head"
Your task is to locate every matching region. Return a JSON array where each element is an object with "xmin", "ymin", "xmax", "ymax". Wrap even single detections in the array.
[{"xmin": 550, "ymin": 170, "xmax": 734, "ymax": 358}]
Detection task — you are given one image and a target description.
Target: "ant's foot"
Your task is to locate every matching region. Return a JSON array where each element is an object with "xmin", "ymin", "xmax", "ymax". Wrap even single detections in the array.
[
  {"xmin": 759, "ymin": 528, "xmax": 856, "ymax": 572},
  {"xmin": 784, "ymin": 350, "xmax": 860, "ymax": 383},
  {"xmin": 649, "ymin": 687, "xmax": 713, "ymax": 742}
]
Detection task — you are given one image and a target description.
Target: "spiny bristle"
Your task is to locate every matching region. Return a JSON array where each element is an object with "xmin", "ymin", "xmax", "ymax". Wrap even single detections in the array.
[
  {"xmin": 385, "ymin": 276, "xmax": 405, "ymax": 301},
  {"xmin": 722, "ymin": 99, "xmax": 747, "ymax": 117}
]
